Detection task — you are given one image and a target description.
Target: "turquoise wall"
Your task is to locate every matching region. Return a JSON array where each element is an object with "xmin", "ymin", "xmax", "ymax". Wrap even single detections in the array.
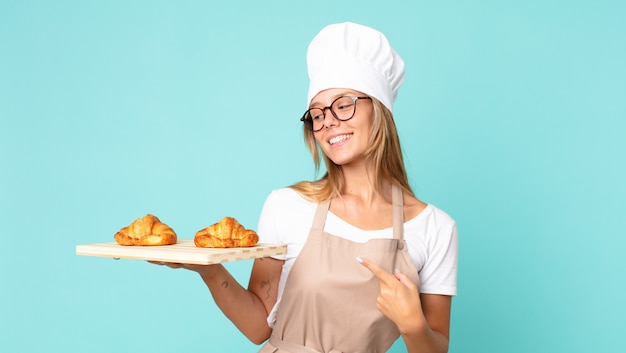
[{"xmin": 1, "ymin": 1, "xmax": 624, "ymax": 352}]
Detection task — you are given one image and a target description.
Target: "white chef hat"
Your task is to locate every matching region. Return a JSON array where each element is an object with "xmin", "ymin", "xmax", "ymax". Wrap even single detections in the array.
[{"xmin": 306, "ymin": 22, "xmax": 405, "ymax": 112}]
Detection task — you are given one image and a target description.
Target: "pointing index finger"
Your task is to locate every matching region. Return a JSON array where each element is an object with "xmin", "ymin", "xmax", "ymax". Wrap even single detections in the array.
[{"xmin": 357, "ymin": 256, "xmax": 395, "ymax": 285}]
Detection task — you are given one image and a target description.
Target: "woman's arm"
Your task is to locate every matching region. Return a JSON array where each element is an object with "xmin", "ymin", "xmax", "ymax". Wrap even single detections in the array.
[
  {"xmin": 156, "ymin": 257, "xmax": 284, "ymax": 344},
  {"xmin": 400, "ymin": 294, "xmax": 451, "ymax": 353}
]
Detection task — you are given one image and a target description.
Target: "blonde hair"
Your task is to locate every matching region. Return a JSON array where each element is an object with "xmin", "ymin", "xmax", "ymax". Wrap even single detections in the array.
[{"xmin": 290, "ymin": 97, "xmax": 414, "ymax": 203}]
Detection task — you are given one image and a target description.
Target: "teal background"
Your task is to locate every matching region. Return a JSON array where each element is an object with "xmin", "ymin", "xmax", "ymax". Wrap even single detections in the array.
[{"xmin": 1, "ymin": 0, "xmax": 624, "ymax": 352}]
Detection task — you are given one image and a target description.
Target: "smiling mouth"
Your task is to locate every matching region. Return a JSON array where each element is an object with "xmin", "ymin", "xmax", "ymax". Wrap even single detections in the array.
[{"xmin": 329, "ymin": 134, "xmax": 353, "ymax": 145}]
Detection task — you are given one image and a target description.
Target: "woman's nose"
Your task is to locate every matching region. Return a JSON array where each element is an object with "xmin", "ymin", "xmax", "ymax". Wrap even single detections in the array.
[{"xmin": 322, "ymin": 108, "xmax": 338, "ymax": 128}]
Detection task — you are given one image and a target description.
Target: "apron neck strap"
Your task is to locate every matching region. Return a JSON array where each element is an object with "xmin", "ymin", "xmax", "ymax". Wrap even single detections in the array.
[
  {"xmin": 391, "ymin": 184, "xmax": 404, "ymax": 240},
  {"xmin": 311, "ymin": 184, "xmax": 405, "ymax": 239},
  {"xmin": 312, "ymin": 199, "xmax": 331, "ymax": 231}
]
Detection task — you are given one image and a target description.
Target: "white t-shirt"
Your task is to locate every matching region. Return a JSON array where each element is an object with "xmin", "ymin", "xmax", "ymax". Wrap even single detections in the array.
[{"xmin": 257, "ymin": 187, "xmax": 458, "ymax": 327}]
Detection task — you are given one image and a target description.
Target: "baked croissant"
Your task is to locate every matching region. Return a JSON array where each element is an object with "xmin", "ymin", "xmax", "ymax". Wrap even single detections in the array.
[
  {"xmin": 194, "ymin": 217, "xmax": 259, "ymax": 248},
  {"xmin": 114, "ymin": 214, "xmax": 177, "ymax": 246}
]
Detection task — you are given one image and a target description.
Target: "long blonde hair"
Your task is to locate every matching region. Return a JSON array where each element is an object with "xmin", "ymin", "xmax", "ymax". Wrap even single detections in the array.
[{"xmin": 290, "ymin": 97, "xmax": 414, "ymax": 203}]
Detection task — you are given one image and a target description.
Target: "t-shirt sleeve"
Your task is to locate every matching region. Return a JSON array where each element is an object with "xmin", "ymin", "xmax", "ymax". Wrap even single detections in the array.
[{"xmin": 419, "ymin": 218, "xmax": 458, "ymax": 296}]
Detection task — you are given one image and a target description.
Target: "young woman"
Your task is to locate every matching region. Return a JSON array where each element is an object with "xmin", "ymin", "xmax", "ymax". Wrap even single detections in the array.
[{"xmin": 157, "ymin": 22, "xmax": 458, "ymax": 353}]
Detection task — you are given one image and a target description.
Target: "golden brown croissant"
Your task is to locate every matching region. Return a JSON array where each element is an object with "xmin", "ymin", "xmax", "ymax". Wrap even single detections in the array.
[
  {"xmin": 114, "ymin": 214, "xmax": 177, "ymax": 246},
  {"xmin": 194, "ymin": 217, "xmax": 259, "ymax": 248}
]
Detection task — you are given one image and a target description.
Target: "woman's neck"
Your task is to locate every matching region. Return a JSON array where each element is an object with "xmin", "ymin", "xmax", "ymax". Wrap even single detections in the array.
[{"xmin": 339, "ymin": 162, "xmax": 391, "ymax": 208}]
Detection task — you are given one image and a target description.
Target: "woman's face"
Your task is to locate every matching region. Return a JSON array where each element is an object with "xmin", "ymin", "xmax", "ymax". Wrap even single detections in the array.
[{"xmin": 310, "ymin": 88, "xmax": 373, "ymax": 166}]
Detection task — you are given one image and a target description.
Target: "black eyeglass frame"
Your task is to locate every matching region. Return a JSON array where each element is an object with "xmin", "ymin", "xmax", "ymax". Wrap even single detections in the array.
[{"xmin": 300, "ymin": 96, "xmax": 372, "ymax": 132}]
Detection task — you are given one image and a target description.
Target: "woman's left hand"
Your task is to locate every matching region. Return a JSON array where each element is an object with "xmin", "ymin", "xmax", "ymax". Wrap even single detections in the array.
[{"xmin": 357, "ymin": 257, "xmax": 425, "ymax": 334}]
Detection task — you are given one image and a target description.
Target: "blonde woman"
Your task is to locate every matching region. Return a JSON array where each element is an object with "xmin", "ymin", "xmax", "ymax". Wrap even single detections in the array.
[{"xmin": 158, "ymin": 22, "xmax": 458, "ymax": 353}]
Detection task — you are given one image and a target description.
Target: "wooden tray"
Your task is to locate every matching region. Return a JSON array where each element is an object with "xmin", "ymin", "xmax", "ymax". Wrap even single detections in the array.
[{"xmin": 76, "ymin": 239, "xmax": 287, "ymax": 265}]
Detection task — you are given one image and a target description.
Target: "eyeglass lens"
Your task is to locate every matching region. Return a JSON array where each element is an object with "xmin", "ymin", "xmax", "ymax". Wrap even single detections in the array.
[{"xmin": 304, "ymin": 96, "xmax": 358, "ymax": 131}]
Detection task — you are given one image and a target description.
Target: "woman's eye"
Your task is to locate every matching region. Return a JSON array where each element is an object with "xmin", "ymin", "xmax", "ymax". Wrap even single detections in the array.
[
  {"xmin": 337, "ymin": 103, "xmax": 353, "ymax": 111},
  {"xmin": 310, "ymin": 110, "xmax": 324, "ymax": 120}
]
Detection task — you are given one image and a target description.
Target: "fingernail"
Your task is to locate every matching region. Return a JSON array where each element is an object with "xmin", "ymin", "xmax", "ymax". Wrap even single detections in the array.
[{"xmin": 355, "ymin": 257, "xmax": 363, "ymax": 264}]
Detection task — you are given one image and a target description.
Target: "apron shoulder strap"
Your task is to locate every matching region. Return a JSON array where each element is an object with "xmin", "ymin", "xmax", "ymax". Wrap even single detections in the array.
[
  {"xmin": 392, "ymin": 184, "xmax": 404, "ymax": 240},
  {"xmin": 312, "ymin": 200, "xmax": 330, "ymax": 231}
]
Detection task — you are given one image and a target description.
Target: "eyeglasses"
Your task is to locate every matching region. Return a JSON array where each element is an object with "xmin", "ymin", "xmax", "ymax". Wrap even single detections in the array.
[{"xmin": 300, "ymin": 96, "xmax": 371, "ymax": 132}]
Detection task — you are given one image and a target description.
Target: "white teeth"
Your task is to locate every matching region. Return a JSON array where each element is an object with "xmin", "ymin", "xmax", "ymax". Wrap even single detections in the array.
[{"xmin": 329, "ymin": 134, "xmax": 352, "ymax": 145}]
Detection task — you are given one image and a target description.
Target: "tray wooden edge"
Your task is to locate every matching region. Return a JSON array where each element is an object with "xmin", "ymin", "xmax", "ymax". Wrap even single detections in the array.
[{"xmin": 76, "ymin": 240, "xmax": 287, "ymax": 265}]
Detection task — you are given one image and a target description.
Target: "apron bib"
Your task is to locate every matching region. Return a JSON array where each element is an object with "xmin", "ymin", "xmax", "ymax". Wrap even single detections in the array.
[{"xmin": 259, "ymin": 185, "xmax": 419, "ymax": 353}]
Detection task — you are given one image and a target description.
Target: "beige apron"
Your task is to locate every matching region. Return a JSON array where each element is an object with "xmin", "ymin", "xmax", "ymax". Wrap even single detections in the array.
[{"xmin": 259, "ymin": 184, "xmax": 419, "ymax": 353}]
